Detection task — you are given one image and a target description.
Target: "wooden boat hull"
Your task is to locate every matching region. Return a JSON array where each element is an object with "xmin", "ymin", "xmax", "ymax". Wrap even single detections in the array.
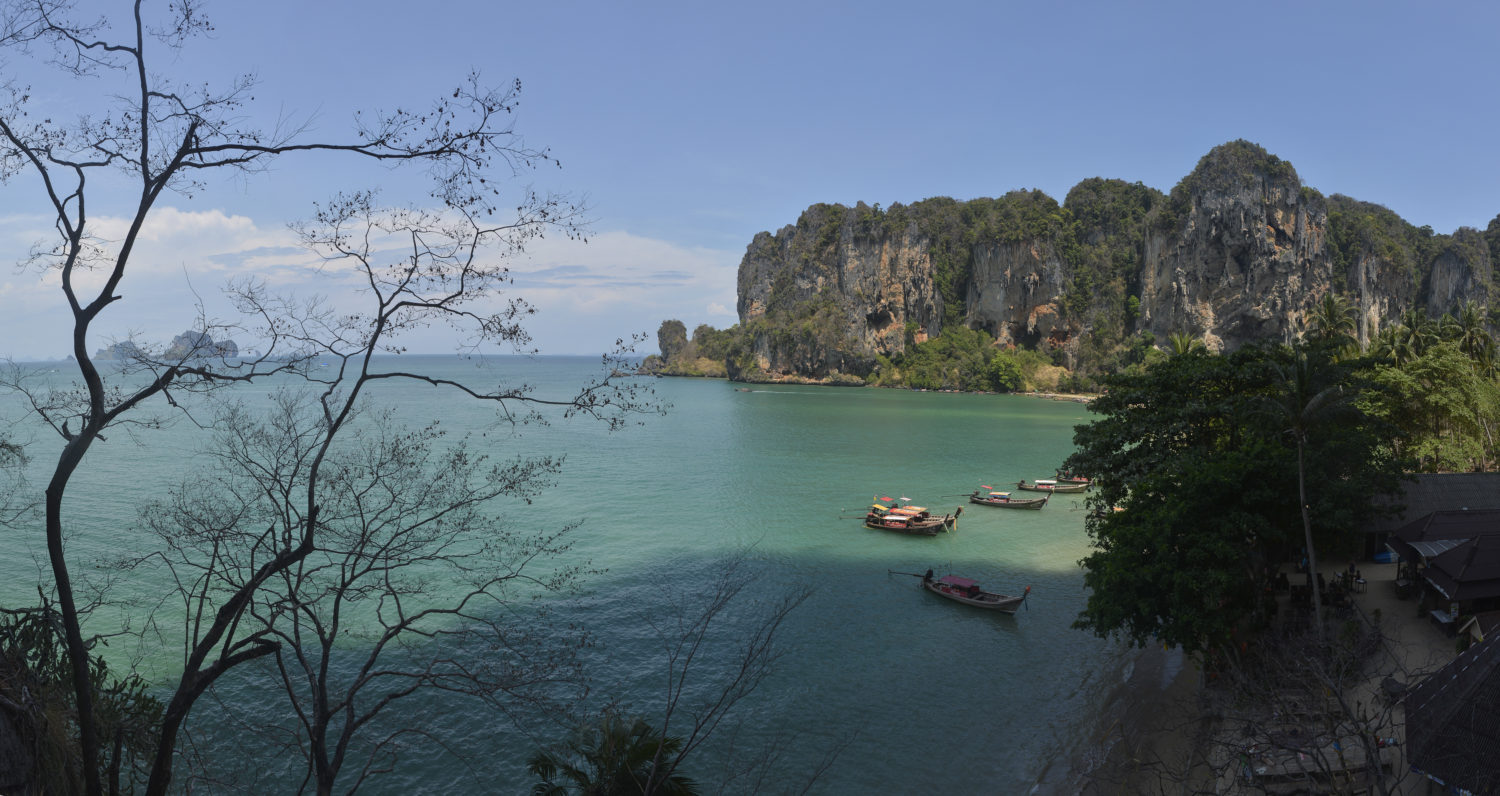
[
  {"xmin": 865, "ymin": 518, "xmax": 944, "ymax": 535},
  {"xmin": 968, "ymin": 492, "xmax": 1047, "ymax": 509},
  {"xmin": 864, "ymin": 507, "xmax": 960, "ymax": 535},
  {"xmin": 1016, "ymin": 480, "xmax": 1087, "ymax": 494},
  {"xmin": 922, "ymin": 578, "xmax": 1027, "ymax": 613}
]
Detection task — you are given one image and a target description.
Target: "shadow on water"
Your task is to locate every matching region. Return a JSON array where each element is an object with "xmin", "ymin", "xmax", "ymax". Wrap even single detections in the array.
[
  {"xmin": 185, "ymin": 549, "xmax": 1122, "ymax": 794},
  {"xmin": 2, "ymin": 359, "xmax": 1126, "ymax": 792}
]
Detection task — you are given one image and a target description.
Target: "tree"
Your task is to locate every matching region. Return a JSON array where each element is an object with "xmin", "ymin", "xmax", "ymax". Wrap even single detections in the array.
[
  {"xmin": 1257, "ymin": 346, "xmax": 1358, "ymax": 640},
  {"xmin": 528, "ymin": 714, "xmax": 699, "ymax": 796},
  {"xmin": 529, "ymin": 557, "xmax": 830, "ymax": 796},
  {"xmin": 1065, "ymin": 345, "xmax": 1405, "ymax": 658},
  {"xmin": 1305, "ymin": 293, "xmax": 1359, "ymax": 355},
  {"xmin": 1165, "ymin": 331, "xmax": 1206, "ymax": 357},
  {"xmin": 1365, "ymin": 341, "xmax": 1500, "ymax": 472},
  {"xmin": 0, "ymin": 2, "xmax": 654, "ymax": 792},
  {"xmin": 131, "ymin": 394, "xmax": 594, "ymax": 793},
  {"xmin": 1440, "ymin": 300, "xmax": 1496, "ymax": 377}
]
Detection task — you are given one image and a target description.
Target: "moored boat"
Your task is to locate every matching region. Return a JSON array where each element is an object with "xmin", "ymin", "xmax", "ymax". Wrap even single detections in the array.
[
  {"xmin": 1016, "ymin": 478, "xmax": 1087, "ymax": 494},
  {"xmin": 1053, "ymin": 470, "xmax": 1090, "ymax": 487},
  {"xmin": 864, "ymin": 503, "xmax": 960, "ymax": 535},
  {"xmin": 968, "ymin": 489, "xmax": 1048, "ymax": 510},
  {"xmin": 921, "ymin": 570, "xmax": 1030, "ymax": 613}
]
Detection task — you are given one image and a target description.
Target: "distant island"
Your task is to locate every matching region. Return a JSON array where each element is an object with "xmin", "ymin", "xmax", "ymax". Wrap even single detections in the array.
[
  {"xmin": 649, "ymin": 139, "xmax": 1497, "ymax": 392},
  {"xmin": 94, "ymin": 329, "xmax": 239, "ymax": 361}
]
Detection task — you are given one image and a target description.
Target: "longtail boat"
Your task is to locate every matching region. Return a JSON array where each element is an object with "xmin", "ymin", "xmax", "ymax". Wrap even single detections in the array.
[
  {"xmin": 1016, "ymin": 478, "xmax": 1088, "ymax": 494},
  {"xmin": 864, "ymin": 503, "xmax": 961, "ymax": 535},
  {"xmin": 921, "ymin": 571, "xmax": 1030, "ymax": 613},
  {"xmin": 1053, "ymin": 470, "xmax": 1091, "ymax": 487},
  {"xmin": 968, "ymin": 489, "xmax": 1048, "ymax": 510}
]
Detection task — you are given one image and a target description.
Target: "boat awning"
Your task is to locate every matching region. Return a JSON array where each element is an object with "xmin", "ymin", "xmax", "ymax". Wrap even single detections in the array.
[
  {"xmin": 936, "ymin": 575, "xmax": 977, "ymax": 588},
  {"xmin": 1035, "ymin": 480, "xmax": 1057, "ymax": 485},
  {"xmin": 988, "ymin": 492, "xmax": 1010, "ymax": 498},
  {"xmin": 904, "ymin": 506, "xmax": 927, "ymax": 513}
]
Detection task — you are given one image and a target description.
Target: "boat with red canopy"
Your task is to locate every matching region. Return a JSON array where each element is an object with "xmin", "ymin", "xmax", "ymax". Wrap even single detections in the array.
[
  {"xmin": 921, "ymin": 571, "xmax": 1030, "ymax": 613},
  {"xmin": 864, "ymin": 500, "xmax": 960, "ymax": 535}
]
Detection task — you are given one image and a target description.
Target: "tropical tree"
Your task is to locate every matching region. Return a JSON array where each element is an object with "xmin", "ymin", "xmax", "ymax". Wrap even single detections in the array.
[
  {"xmin": 1065, "ymin": 344, "xmax": 1405, "ymax": 658},
  {"xmin": 1365, "ymin": 341, "xmax": 1500, "ymax": 472},
  {"xmin": 1306, "ymin": 293, "xmax": 1359, "ymax": 355},
  {"xmin": 1381, "ymin": 309, "xmax": 1440, "ymax": 366},
  {"xmin": 1441, "ymin": 301, "xmax": 1497, "ymax": 377},
  {"xmin": 1257, "ymin": 346, "xmax": 1358, "ymax": 639},
  {"xmin": 528, "ymin": 714, "xmax": 699, "ymax": 796},
  {"xmin": 1166, "ymin": 331, "xmax": 1206, "ymax": 357}
]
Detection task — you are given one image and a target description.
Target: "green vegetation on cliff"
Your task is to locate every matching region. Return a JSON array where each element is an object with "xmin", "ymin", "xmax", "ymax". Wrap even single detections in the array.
[{"xmin": 693, "ymin": 139, "xmax": 1500, "ymax": 394}]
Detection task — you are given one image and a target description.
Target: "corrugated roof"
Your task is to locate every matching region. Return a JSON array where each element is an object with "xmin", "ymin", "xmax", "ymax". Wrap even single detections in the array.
[{"xmin": 1405, "ymin": 633, "xmax": 1500, "ymax": 793}]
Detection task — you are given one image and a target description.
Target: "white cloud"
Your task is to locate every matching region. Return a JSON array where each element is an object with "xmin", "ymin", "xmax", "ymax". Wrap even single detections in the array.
[{"xmin": 0, "ymin": 209, "xmax": 745, "ymax": 358}]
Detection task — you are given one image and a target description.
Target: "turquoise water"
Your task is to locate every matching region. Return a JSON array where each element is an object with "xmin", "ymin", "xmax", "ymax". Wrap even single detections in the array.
[{"xmin": 0, "ymin": 357, "xmax": 1127, "ymax": 792}]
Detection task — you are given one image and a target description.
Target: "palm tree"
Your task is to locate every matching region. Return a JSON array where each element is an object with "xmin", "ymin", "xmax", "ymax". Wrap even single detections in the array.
[
  {"xmin": 1259, "ymin": 347, "xmax": 1354, "ymax": 643},
  {"xmin": 1306, "ymin": 294, "xmax": 1358, "ymax": 355},
  {"xmin": 530, "ymin": 714, "xmax": 699, "ymax": 796},
  {"xmin": 1389, "ymin": 308, "xmax": 1439, "ymax": 366},
  {"xmin": 1444, "ymin": 301, "xmax": 1497, "ymax": 377},
  {"xmin": 1166, "ymin": 331, "xmax": 1206, "ymax": 357}
]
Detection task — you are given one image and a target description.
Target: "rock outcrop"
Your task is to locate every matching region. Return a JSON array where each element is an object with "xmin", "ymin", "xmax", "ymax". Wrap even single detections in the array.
[{"xmin": 727, "ymin": 140, "xmax": 1496, "ymax": 382}]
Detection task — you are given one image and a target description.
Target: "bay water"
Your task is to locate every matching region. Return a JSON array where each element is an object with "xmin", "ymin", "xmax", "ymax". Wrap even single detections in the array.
[{"xmin": 0, "ymin": 356, "xmax": 1130, "ymax": 792}]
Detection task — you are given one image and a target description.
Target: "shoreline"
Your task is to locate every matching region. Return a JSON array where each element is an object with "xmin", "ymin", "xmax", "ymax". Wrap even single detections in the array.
[
  {"xmin": 647, "ymin": 372, "xmax": 1098, "ymax": 402},
  {"xmin": 1036, "ymin": 644, "xmax": 1206, "ymax": 795}
]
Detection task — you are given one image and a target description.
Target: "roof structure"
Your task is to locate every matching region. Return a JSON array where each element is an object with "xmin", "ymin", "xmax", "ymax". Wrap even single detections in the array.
[
  {"xmin": 1426, "ymin": 536, "xmax": 1500, "ymax": 603},
  {"xmin": 1388, "ymin": 509, "xmax": 1500, "ymax": 563},
  {"xmin": 1460, "ymin": 611, "xmax": 1500, "ymax": 641},
  {"xmin": 1404, "ymin": 633, "xmax": 1500, "ymax": 793},
  {"xmin": 1364, "ymin": 473, "xmax": 1500, "ymax": 535}
]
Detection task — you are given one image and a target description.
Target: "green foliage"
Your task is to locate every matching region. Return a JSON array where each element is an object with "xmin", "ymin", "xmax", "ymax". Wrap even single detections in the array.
[
  {"xmin": 1364, "ymin": 341, "xmax": 1500, "ymax": 472},
  {"xmin": 885, "ymin": 326, "xmax": 996, "ymax": 391},
  {"xmin": 986, "ymin": 351, "xmax": 1025, "ymax": 392},
  {"xmin": 1065, "ymin": 344, "xmax": 1406, "ymax": 658},
  {"xmin": 529, "ymin": 713, "xmax": 698, "ymax": 796},
  {"xmin": 1326, "ymin": 194, "xmax": 1437, "ymax": 288},
  {"xmin": 1158, "ymin": 140, "xmax": 1299, "ymax": 232},
  {"xmin": 0, "ymin": 602, "xmax": 163, "ymax": 793}
]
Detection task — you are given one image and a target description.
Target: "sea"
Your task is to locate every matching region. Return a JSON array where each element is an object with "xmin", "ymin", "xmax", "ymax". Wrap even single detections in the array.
[{"xmin": 0, "ymin": 355, "xmax": 1137, "ymax": 793}]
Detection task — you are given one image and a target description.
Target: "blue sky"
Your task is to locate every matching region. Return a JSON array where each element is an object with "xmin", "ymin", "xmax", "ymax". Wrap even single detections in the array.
[{"xmin": 3, "ymin": 0, "xmax": 1500, "ymax": 357}]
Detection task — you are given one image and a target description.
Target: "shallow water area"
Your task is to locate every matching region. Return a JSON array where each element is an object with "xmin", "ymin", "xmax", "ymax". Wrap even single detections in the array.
[{"xmin": 0, "ymin": 356, "xmax": 1126, "ymax": 792}]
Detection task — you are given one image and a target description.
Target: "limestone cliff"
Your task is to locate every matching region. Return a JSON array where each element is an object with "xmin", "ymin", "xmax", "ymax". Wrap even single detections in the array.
[{"xmin": 727, "ymin": 140, "xmax": 1496, "ymax": 383}]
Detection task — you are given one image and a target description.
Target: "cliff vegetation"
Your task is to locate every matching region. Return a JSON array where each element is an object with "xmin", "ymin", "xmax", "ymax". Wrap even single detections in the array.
[{"xmin": 658, "ymin": 139, "xmax": 1500, "ymax": 392}]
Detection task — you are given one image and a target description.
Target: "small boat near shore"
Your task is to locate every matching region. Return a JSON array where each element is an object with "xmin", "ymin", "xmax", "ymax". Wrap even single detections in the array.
[
  {"xmin": 968, "ymin": 489, "xmax": 1048, "ymax": 510},
  {"xmin": 1016, "ymin": 478, "xmax": 1088, "ymax": 494},
  {"xmin": 921, "ymin": 570, "xmax": 1030, "ymax": 613}
]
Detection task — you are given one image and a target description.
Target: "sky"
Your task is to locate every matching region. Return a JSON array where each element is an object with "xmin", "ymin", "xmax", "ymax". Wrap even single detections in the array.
[{"xmin": 3, "ymin": 0, "xmax": 1500, "ymax": 358}]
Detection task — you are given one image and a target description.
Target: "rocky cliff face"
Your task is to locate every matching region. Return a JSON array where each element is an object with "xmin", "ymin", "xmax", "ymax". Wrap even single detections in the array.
[
  {"xmin": 964, "ymin": 239, "xmax": 1070, "ymax": 348},
  {"xmin": 1138, "ymin": 146, "xmax": 1330, "ymax": 349},
  {"xmin": 731, "ymin": 141, "xmax": 1496, "ymax": 382}
]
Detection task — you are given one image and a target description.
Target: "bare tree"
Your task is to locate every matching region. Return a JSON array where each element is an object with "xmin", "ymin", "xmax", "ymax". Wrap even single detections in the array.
[
  {"xmin": 1200, "ymin": 617, "xmax": 1421, "ymax": 796},
  {"xmin": 129, "ymin": 393, "xmax": 594, "ymax": 793},
  {"xmin": 0, "ymin": 2, "xmax": 655, "ymax": 793}
]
